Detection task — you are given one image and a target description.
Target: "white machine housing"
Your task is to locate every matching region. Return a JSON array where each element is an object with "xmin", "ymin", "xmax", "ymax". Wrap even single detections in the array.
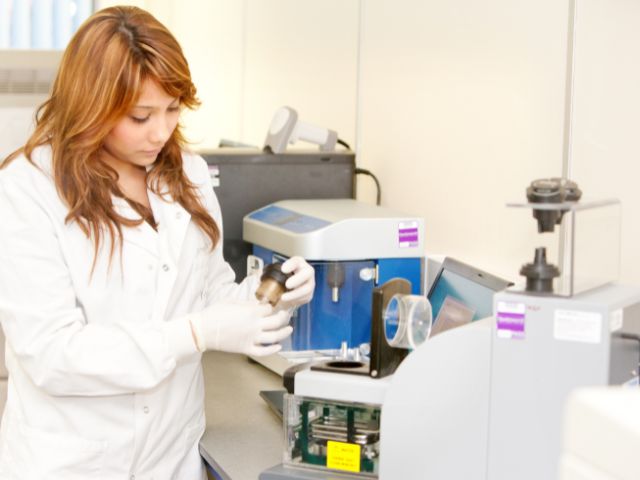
[
  {"xmin": 379, "ymin": 284, "xmax": 640, "ymax": 480},
  {"xmin": 294, "ymin": 369, "xmax": 392, "ymax": 406},
  {"xmin": 243, "ymin": 199, "xmax": 425, "ymax": 261}
]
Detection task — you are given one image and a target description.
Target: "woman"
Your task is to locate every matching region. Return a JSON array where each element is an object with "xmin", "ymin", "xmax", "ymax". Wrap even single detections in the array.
[{"xmin": 0, "ymin": 7, "xmax": 314, "ymax": 479}]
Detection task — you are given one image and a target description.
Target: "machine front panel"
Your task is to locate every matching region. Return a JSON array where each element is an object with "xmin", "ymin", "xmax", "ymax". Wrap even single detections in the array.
[
  {"xmin": 488, "ymin": 291, "xmax": 612, "ymax": 480},
  {"xmin": 252, "ymin": 247, "xmax": 422, "ymax": 351},
  {"xmin": 292, "ymin": 260, "xmax": 375, "ymax": 351},
  {"xmin": 377, "ymin": 258, "xmax": 422, "ymax": 296}
]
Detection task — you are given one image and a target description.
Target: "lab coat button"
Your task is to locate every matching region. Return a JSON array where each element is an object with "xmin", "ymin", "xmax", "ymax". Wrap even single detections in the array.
[
  {"xmin": 201, "ymin": 291, "xmax": 206, "ymax": 299},
  {"xmin": 148, "ymin": 264, "xmax": 153, "ymax": 270},
  {"xmin": 163, "ymin": 264, "xmax": 169, "ymax": 272},
  {"xmin": 176, "ymin": 212, "xmax": 182, "ymax": 219},
  {"xmin": 143, "ymin": 406, "xmax": 149, "ymax": 414},
  {"xmin": 130, "ymin": 476, "xmax": 135, "ymax": 480}
]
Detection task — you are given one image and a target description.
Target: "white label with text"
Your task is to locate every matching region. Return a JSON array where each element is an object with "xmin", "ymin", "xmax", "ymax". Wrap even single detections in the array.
[{"xmin": 554, "ymin": 310, "xmax": 602, "ymax": 344}]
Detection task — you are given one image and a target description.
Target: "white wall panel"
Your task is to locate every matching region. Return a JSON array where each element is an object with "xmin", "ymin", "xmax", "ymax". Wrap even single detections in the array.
[
  {"xmin": 241, "ymin": 0, "xmax": 359, "ymax": 149},
  {"xmin": 569, "ymin": 0, "xmax": 640, "ymax": 285},
  {"xmin": 358, "ymin": 0, "xmax": 570, "ymax": 280}
]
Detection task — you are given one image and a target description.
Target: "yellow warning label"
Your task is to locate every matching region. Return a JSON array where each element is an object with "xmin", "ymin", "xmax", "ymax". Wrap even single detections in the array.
[{"xmin": 326, "ymin": 441, "xmax": 361, "ymax": 473}]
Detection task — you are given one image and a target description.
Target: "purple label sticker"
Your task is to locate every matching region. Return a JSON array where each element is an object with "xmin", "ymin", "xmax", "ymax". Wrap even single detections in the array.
[
  {"xmin": 399, "ymin": 221, "xmax": 419, "ymax": 248},
  {"xmin": 496, "ymin": 301, "xmax": 526, "ymax": 340}
]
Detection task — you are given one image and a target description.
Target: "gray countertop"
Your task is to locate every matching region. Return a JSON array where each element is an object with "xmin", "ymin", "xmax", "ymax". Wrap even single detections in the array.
[{"xmin": 199, "ymin": 351, "xmax": 285, "ymax": 480}]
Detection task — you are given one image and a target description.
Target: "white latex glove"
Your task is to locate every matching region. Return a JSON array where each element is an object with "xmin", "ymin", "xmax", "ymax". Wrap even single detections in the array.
[
  {"xmin": 280, "ymin": 256, "xmax": 315, "ymax": 306},
  {"xmin": 190, "ymin": 298, "xmax": 292, "ymax": 357}
]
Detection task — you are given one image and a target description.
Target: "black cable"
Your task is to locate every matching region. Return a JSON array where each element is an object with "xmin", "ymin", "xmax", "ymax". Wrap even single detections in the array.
[
  {"xmin": 355, "ymin": 168, "xmax": 381, "ymax": 206},
  {"xmin": 337, "ymin": 138, "xmax": 351, "ymax": 150},
  {"xmin": 621, "ymin": 333, "xmax": 640, "ymax": 342}
]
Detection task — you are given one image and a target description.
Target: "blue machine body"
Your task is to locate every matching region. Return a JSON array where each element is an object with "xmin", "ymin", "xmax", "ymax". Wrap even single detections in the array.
[{"xmin": 253, "ymin": 245, "xmax": 422, "ymax": 351}]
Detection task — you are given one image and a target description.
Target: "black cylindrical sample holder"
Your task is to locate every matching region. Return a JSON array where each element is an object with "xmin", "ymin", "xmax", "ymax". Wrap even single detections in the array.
[
  {"xmin": 255, "ymin": 263, "xmax": 293, "ymax": 306},
  {"xmin": 527, "ymin": 179, "xmax": 565, "ymax": 233},
  {"xmin": 520, "ymin": 247, "xmax": 561, "ymax": 293}
]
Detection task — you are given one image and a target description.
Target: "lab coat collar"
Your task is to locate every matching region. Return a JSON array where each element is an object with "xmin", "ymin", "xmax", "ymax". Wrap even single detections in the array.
[
  {"xmin": 110, "ymin": 187, "xmax": 192, "ymax": 264},
  {"xmin": 111, "ymin": 195, "xmax": 160, "ymax": 258}
]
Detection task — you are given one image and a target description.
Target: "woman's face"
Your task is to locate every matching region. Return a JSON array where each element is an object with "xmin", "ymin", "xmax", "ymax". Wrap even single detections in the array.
[{"xmin": 102, "ymin": 80, "xmax": 180, "ymax": 168}]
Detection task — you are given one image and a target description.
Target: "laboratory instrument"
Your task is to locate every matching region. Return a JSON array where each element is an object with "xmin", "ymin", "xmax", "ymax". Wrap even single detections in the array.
[
  {"xmin": 526, "ymin": 177, "xmax": 582, "ymax": 233},
  {"xmin": 264, "ymin": 107, "xmax": 338, "ymax": 154},
  {"xmin": 508, "ymin": 195, "xmax": 620, "ymax": 297},
  {"xmin": 243, "ymin": 199, "xmax": 425, "ymax": 372},
  {"xmin": 379, "ymin": 191, "xmax": 639, "ymax": 480},
  {"xmin": 519, "ymin": 246, "xmax": 560, "ymax": 293},
  {"xmin": 261, "ymin": 185, "xmax": 637, "ymax": 479},
  {"xmin": 200, "ymin": 149, "xmax": 355, "ymax": 282},
  {"xmin": 281, "ymin": 279, "xmax": 419, "ymax": 477},
  {"xmin": 260, "ymin": 258, "xmax": 510, "ymax": 479}
]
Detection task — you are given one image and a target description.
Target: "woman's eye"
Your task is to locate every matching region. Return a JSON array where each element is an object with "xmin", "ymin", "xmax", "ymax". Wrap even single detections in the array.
[
  {"xmin": 131, "ymin": 115, "xmax": 149, "ymax": 124},
  {"xmin": 168, "ymin": 106, "xmax": 180, "ymax": 113}
]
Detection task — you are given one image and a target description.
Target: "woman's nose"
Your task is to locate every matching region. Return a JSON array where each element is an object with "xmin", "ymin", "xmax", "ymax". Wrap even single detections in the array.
[{"xmin": 148, "ymin": 118, "xmax": 171, "ymax": 144}]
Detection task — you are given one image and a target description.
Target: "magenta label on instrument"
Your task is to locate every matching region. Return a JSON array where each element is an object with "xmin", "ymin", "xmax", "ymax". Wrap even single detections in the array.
[
  {"xmin": 399, "ymin": 221, "xmax": 419, "ymax": 248},
  {"xmin": 496, "ymin": 301, "xmax": 526, "ymax": 340}
]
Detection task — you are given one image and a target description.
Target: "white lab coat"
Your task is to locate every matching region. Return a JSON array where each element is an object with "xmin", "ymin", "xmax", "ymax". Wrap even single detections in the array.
[{"xmin": 0, "ymin": 146, "xmax": 258, "ymax": 479}]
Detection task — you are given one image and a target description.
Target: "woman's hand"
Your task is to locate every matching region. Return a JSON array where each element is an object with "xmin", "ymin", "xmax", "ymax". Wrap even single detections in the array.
[
  {"xmin": 190, "ymin": 298, "xmax": 292, "ymax": 356},
  {"xmin": 280, "ymin": 256, "xmax": 315, "ymax": 306}
]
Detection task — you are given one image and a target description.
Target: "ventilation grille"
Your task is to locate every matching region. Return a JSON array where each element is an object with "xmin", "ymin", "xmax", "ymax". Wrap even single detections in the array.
[{"xmin": 0, "ymin": 69, "xmax": 56, "ymax": 95}]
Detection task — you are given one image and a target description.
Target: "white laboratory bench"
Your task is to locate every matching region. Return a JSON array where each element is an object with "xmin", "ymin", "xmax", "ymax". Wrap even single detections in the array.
[{"xmin": 199, "ymin": 351, "xmax": 284, "ymax": 480}]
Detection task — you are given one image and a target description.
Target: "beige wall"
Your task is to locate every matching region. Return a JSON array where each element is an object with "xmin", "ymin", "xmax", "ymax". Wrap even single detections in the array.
[
  {"xmin": 361, "ymin": 0, "xmax": 568, "ymax": 277},
  {"xmin": 98, "ymin": 0, "xmax": 359, "ymax": 151},
  {"xmin": 98, "ymin": 0, "xmax": 640, "ymax": 286},
  {"xmin": 357, "ymin": 0, "xmax": 570, "ymax": 280},
  {"xmin": 240, "ymin": 0, "xmax": 360, "ymax": 150}
]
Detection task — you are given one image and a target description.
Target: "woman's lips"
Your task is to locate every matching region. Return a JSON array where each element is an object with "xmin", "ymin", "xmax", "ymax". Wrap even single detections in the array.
[{"xmin": 143, "ymin": 149, "xmax": 162, "ymax": 155}]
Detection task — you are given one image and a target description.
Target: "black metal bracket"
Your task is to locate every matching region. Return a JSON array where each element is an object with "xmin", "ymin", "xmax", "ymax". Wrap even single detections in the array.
[{"xmin": 369, "ymin": 278, "xmax": 411, "ymax": 379}]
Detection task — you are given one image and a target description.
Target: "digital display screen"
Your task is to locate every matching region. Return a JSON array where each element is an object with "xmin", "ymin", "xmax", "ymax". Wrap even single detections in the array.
[{"xmin": 429, "ymin": 269, "xmax": 497, "ymax": 324}]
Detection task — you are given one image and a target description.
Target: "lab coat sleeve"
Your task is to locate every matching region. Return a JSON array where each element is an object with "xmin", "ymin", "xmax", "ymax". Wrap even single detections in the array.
[
  {"xmin": 195, "ymin": 158, "xmax": 261, "ymax": 306},
  {"xmin": 0, "ymin": 174, "xmax": 194, "ymax": 397}
]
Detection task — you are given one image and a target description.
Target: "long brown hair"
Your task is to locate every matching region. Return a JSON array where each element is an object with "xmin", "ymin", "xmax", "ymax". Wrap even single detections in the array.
[{"xmin": 2, "ymin": 6, "xmax": 219, "ymax": 272}]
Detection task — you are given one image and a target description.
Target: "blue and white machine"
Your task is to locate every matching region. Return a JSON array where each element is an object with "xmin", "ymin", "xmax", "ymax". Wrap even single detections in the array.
[{"xmin": 243, "ymin": 199, "xmax": 425, "ymax": 354}]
